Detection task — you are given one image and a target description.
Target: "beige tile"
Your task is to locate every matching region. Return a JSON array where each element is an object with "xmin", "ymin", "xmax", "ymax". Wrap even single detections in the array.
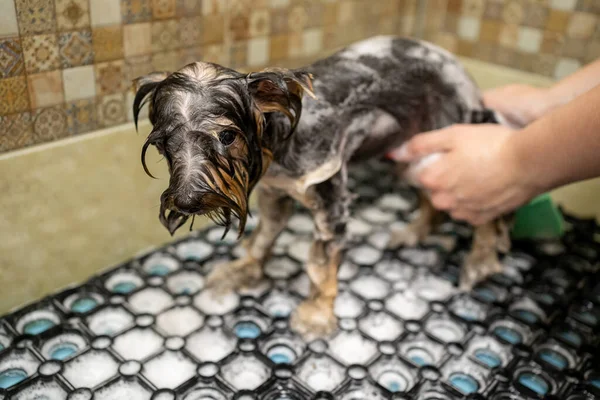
[
  {"xmin": 269, "ymin": 34, "xmax": 289, "ymax": 62},
  {"xmin": 561, "ymin": 37, "xmax": 587, "ymax": 59},
  {"xmin": 432, "ymin": 32, "xmax": 458, "ymax": 53},
  {"xmin": 0, "ymin": 76, "xmax": 30, "ymax": 114},
  {"xmin": 22, "ymin": 33, "xmax": 60, "ymax": 74},
  {"xmin": 27, "ymin": 70, "xmax": 64, "ymax": 108},
  {"xmin": 585, "ymin": 40, "xmax": 600, "ymax": 63},
  {"xmin": 202, "ymin": 0, "xmax": 226, "ymax": 15},
  {"xmin": 269, "ymin": 0, "xmax": 289, "ymax": 8},
  {"xmin": 518, "ymin": 27, "xmax": 543, "ymax": 53},
  {"xmin": 247, "ymin": 36, "xmax": 269, "ymax": 67},
  {"xmin": 152, "ymin": 0, "xmax": 176, "ymax": 19},
  {"xmin": 499, "ymin": 23, "xmax": 519, "ymax": 49},
  {"xmin": 502, "ymin": 0, "xmax": 524, "ymax": 24},
  {"xmin": 96, "ymin": 93, "xmax": 126, "ymax": 127},
  {"xmin": 152, "ymin": 50, "xmax": 179, "ymax": 71},
  {"xmin": 479, "ymin": 20, "xmax": 501, "ymax": 43},
  {"xmin": 92, "ymin": 25, "xmax": 124, "ymax": 62},
  {"xmin": 123, "ymin": 23, "xmax": 152, "ymax": 57},
  {"xmin": 550, "ymin": 0, "xmax": 577, "ymax": 10},
  {"xmin": 541, "ymin": 30, "xmax": 565, "ymax": 54},
  {"xmin": 202, "ymin": 14, "xmax": 225, "ymax": 44},
  {"xmin": 554, "ymin": 57, "xmax": 581, "ymax": 79},
  {"xmin": 303, "ymin": 28, "xmax": 323, "ymax": 57},
  {"xmin": 0, "ymin": 0, "xmax": 20, "ymax": 38},
  {"xmin": 457, "ymin": 16, "xmax": 480, "ymax": 41},
  {"xmin": 546, "ymin": 9, "xmax": 571, "ymax": 32},
  {"xmin": 90, "ymin": 0, "xmax": 122, "ymax": 26},
  {"xmin": 249, "ymin": 8, "xmax": 271, "ymax": 37},
  {"xmin": 461, "ymin": 0, "xmax": 484, "ymax": 17},
  {"xmin": 151, "ymin": 19, "xmax": 179, "ymax": 53},
  {"xmin": 62, "ymin": 65, "xmax": 96, "ymax": 102},
  {"xmin": 55, "ymin": 0, "xmax": 90, "ymax": 31},
  {"xmin": 567, "ymin": 12, "xmax": 597, "ymax": 39}
]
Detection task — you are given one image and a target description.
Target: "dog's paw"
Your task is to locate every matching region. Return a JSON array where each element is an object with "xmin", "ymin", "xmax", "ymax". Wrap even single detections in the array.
[
  {"xmin": 460, "ymin": 250, "xmax": 503, "ymax": 291},
  {"xmin": 290, "ymin": 299, "xmax": 337, "ymax": 341},
  {"xmin": 205, "ymin": 256, "xmax": 263, "ymax": 294}
]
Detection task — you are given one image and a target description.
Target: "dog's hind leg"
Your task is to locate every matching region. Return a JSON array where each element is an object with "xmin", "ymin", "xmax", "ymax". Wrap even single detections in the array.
[
  {"xmin": 387, "ymin": 189, "xmax": 442, "ymax": 249},
  {"xmin": 205, "ymin": 186, "xmax": 294, "ymax": 292},
  {"xmin": 290, "ymin": 171, "xmax": 350, "ymax": 339}
]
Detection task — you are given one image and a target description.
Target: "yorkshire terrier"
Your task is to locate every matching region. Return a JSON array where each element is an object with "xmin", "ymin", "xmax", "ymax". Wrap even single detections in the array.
[{"xmin": 133, "ymin": 36, "xmax": 514, "ymax": 338}]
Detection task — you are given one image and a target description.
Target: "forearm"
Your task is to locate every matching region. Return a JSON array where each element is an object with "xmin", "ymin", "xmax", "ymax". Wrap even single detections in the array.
[
  {"xmin": 510, "ymin": 84, "xmax": 600, "ymax": 194},
  {"xmin": 545, "ymin": 58, "xmax": 600, "ymax": 111}
]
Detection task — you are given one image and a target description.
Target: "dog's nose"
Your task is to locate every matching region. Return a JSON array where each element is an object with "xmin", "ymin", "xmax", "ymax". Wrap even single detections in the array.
[{"xmin": 172, "ymin": 194, "xmax": 196, "ymax": 214}]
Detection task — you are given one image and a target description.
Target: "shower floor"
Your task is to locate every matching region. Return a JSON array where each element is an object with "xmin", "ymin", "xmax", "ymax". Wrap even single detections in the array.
[{"xmin": 0, "ymin": 159, "xmax": 599, "ymax": 400}]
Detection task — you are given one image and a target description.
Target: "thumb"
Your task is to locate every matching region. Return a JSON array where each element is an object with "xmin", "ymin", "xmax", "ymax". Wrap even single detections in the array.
[{"xmin": 387, "ymin": 126, "xmax": 460, "ymax": 162}]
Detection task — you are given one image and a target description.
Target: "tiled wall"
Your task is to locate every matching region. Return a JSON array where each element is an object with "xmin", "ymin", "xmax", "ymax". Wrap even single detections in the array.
[
  {"xmin": 0, "ymin": 0, "xmax": 417, "ymax": 153},
  {"xmin": 425, "ymin": 0, "xmax": 599, "ymax": 80}
]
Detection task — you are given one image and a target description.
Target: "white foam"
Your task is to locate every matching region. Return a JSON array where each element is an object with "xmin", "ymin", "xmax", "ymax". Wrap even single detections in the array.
[
  {"xmin": 374, "ymin": 259, "xmax": 414, "ymax": 282},
  {"xmin": 157, "ymin": 307, "xmax": 204, "ymax": 337},
  {"xmin": 287, "ymin": 239, "xmax": 312, "ymax": 263},
  {"xmin": 86, "ymin": 307, "xmax": 134, "ymax": 336},
  {"xmin": 166, "ymin": 271, "xmax": 205, "ymax": 295},
  {"xmin": 350, "ymin": 275, "xmax": 389, "ymax": 300},
  {"xmin": 94, "ymin": 379, "xmax": 152, "ymax": 400},
  {"xmin": 186, "ymin": 327, "xmax": 236, "ymax": 362},
  {"xmin": 348, "ymin": 245, "xmax": 382, "ymax": 265},
  {"xmin": 337, "ymin": 261, "xmax": 359, "ymax": 280},
  {"xmin": 63, "ymin": 350, "xmax": 118, "ymax": 389},
  {"xmin": 425, "ymin": 318, "xmax": 466, "ymax": 343},
  {"xmin": 342, "ymin": 36, "xmax": 393, "ymax": 60},
  {"xmin": 264, "ymin": 257, "xmax": 301, "ymax": 279},
  {"xmin": 298, "ymin": 356, "xmax": 345, "ymax": 392},
  {"xmin": 334, "ymin": 292, "xmax": 365, "ymax": 318},
  {"xmin": 329, "ymin": 332, "xmax": 377, "ymax": 365},
  {"xmin": 347, "ymin": 218, "xmax": 372, "ymax": 237},
  {"xmin": 359, "ymin": 312, "xmax": 404, "ymax": 342},
  {"xmin": 287, "ymin": 214, "xmax": 314, "ymax": 234},
  {"xmin": 143, "ymin": 351, "xmax": 196, "ymax": 389},
  {"xmin": 221, "ymin": 355, "xmax": 270, "ymax": 390},
  {"xmin": 129, "ymin": 288, "xmax": 174, "ymax": 315},
  {"xmin": 175, "ymin": 240, "xmax": 214, "ymax": 262},
  {"xmin": 367, "ymin": 231, "xmax": 391, "ymax": 250},
  {"xmin": 412, "ymin": 276, "xmax": 456, "ymax": 301},
  {"xmin": 112, "ymin": 328, "xmax": 164, "ymax": 361},
  {"xmin": 194, "ymin": 289, "xmax": 239, "ymax": 315},
  {"xmin": 361, "ymin": 208, "xmax": 396, "ymax": 224},
  {"xmin": 11, "ymin": 379, "xmax": 68, "ymax": 400},
  {"xmin": 378, "ymin": 194, "xmax": 412, "ymax": 212},
  {"xmin": 385, "ymin": 291, "xmax": 429, "ymax": 320}
]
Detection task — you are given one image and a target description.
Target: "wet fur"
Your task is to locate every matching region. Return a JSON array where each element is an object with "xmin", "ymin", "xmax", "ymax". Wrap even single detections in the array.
[{"xmin": 133, "ymin": 36, "xmax": 511, "ymax": 338}]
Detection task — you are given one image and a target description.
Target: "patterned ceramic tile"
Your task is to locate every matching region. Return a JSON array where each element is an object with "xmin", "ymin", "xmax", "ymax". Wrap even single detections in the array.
[
  {"xmin": 65, "ymin": 98, "xmax": 97, "ymax": 135},
  {"xmin": 518, "ymin": 26, "xmax": 543, "ymax": 54},
  {"xmin": 457, "ymin": 16, "xmax": 480, "ymax": 41},
  {"xmin": 177, "ymin": 0, "xmax": 202, "ymax": 16},
  {"xmin": 523, "ymin": 3, "xmax": 549, "ymax": 29},
  {"xmin": 123, "ymin": 23, "xmax": 152, "ymax": 57},
  {"xmin": 96, "ymin": 93, "xmax": 126, "ymax": 127},
  {"xmin": 124, "ymin": 54, "xmax": 152, "ymax": 83},
  {"xmin": 203, "ymin": 15, "xmax": 226, "ymax": 44},
  {"xmin": 305, "ymin": 2, "xmax": 324, "ymax": 29},
  {"xmin": 92, "ymin": 26, "xmax": 124, "ymax": 62},
  {"xmin": 151, "ymin": 19, "xmax": 180, "ymax": 53},
  {"xmin": 287, "ymin": 32, "xmax": 303, "ymax": 58},
  {"xmin": 566, "ymin": 12, "xmax": 597, "ymax": 39},
  {"xmin": 457, "ymin": 38, "xmax": 474, "ymax": 57},
  {"xmin": 269, "ymin": 33, "xmax": 289, "ymax": 61},
  {"xmin": 27, "ymin": 70, "xmax": 64, "ymax": 108},
  {"xmin": 479, "ymin": 20, "xmax": 501, "ymax": 43},
  {"xmin": 541, "ymin": 30, "xmax": 565, "ymax": 54},
  {"xmin": 62, "ymin": 65, "xmax": 96, "ymax": 102},
  {"xmin": 247, "ymin": 36, "xmax": 269, "ymax": 66},
  {"xmin": 58, "ymin": 30, "xmax": 93, "ymax": 68},
  {"xmin": 178, "ymin": 46, "xmax": 202, "ymax": 66},
  {"xmin": 271, "ymin": 9, "xmax": 289, "ymax": 35},
  {"xmin": 202, "ymin": 43, "xmax": 229, "ymax": 65},
  {"xmin": 338, "ymin": 1, "xmax": 355, "ymax": 25},
  {"xmin": 152, "ymin": 0, "xmax": 177, "ymax": 19},
  {"xmin": 32, "ymin": 105, "xmax": 69, "ymax": 144},
  {"xmin": 15, "ymin": 0, "xmax": 56, "ymax": 35},
  {"xmin": 502, "ymin": 0, "xmax": 524, "ymax": 24},
  {"xmin": 494, "ymin": 46, "xmax": 517, "ymax": 67},
  {"xmin": 152, "ymin": 50, "xmax": 179, "ymax": 70},
  {"xmin": 0, "ymin": 38, "xmax": 25, "ymax": 78},
  {"xmin": 55, "ymin": 0, "xmax": 90, "ymax": 31},
  {"xmin": 546, "ymin": 9, "xmax": 570, "ymax": 31},
  {"xmin": 0, "ymin": 0, "xmax": 20, "ymax": 38},
  {"xmin": 289, "ymin": 5, "xmax": 308, "ymax": 33},
  {"xmin": 229, "ymin": 41, "xmax": 248, "ymax": 69},
  {"xmin": 446, "ymin": 0, "xmax": 461, "ymax": 14},
  {"xmin": 179, "ymin": 17, "xmax": 202, "ymax": 47},
  {"xmin": 0, "ymin": 76, "xmax": 29, "ymax": 115},
  {"xmin": 483, "ymin": 0, "xmax": 503, "ymax": 19},
  {"xmin": 0, "ymin": 112, "xmax": 33, "ymax": 152},
  {"xmin": 230, "ymin": 13, "xmax": 250, "ymax": 41},
  {"xmin": 550, "ymin": 0, "xmax": 577, "ymax": 11},
  {"xmin": 499, "ymin": 23, "xmax": 519, "ymax": 49},
  {"xmin": 461, "ymin": 0, "xmax": 484, "ymax": 17},
  {"xmin": 202, "ymin": 0, "xmax": 226, "ymax": 16},
  {"xmin": 431, "ymin": 32, "xmax": 458, "ymax": 53},
  {"xmin": 561, "ymin": 37, "xmax": 587, "ymax": 59},
  {"xmin": 95, "ymin": 60, "xmax": 126, "ymax": 95},
  {"xmin": 531, "ymin": 53, "xmax": 557, "ymax": 76},
  {"xmin": 577, "ymin": 0, "xmax": 600, "ymax": 13},
  {"xmin": 122, "ymin": 0, "xmax": 152, "ymax": 23},
  {"xmin": 89, "ymin": 0, "xmax": 122, "ymax": 26},
  {"xmin": 322, "ymin": 2, "xmax": 338, "ymax": 27},
  {"xmin": 585, "ymin": 40, "xmax": 600, "ymax": 63},
  {"xmin": 269, "ymin": 0, "xmax": 289, "ymax": 9},
  {"xmin": 444, "ymin": 12, "xmax": 459, "ymax": 33},
  {"xmin": 555, "ymin": 57, "xmax": 581, "ymax": 79},
  {"xmin": 249, "ymin": 9, "xmax": 271, "ymax": 37},
  {"xmin": 472, "ymin": 42, "xmax": 496, "ymax": 63},
  {"xmin": 424, "ymin": 1, "xmax": 446, "ymax": 32},
  {"xmin": 22, "ymin": 34, "xmax": 60, "ymax": 73}
]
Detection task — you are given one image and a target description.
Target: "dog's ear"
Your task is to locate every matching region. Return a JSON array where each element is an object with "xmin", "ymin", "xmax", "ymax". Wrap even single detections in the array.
[
  {"xmin": 132, "ymin": 71, "xmax": 170, "ymax": 130},
  {"xmin": 247, "ymin": 68, "xmax": 316, "ymax": 132}
]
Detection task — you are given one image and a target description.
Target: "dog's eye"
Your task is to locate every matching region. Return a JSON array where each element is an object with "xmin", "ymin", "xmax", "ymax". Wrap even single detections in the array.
[{"xmin": 219, "ymin": 130, "xmax": 236, "ymax": 146}]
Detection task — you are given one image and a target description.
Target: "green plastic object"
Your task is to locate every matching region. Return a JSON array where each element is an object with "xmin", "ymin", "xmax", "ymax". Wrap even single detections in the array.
[{"xmin": 511, "ymin": 193, "xmax": 565, "ymax": 240}]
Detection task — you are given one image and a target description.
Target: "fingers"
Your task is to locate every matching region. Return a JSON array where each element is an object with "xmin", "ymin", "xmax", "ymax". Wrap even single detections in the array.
[{"xmin": 388, "ymin": 125, "xmax": 465, "ymax": 162}]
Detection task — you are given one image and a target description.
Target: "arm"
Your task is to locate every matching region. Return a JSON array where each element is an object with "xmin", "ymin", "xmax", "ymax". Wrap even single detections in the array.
[{"xmin": 389, "ymin": 84, "xmax": 600, "ymax": 225}]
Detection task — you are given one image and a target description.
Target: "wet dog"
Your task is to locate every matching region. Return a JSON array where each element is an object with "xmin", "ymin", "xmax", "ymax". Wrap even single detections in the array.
[{"xmin": 133, "ymin": 36, "xmax": 513, "ymax": 338}]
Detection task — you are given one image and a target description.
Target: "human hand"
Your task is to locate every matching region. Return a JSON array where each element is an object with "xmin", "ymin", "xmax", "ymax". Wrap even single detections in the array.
[
  {"xmin": 483, "ymin": 84, "xmax": 550, "ymax": 128},
  {"xmin": 389, "ymin": 124, "xmax": 540, "ymax": 226}
]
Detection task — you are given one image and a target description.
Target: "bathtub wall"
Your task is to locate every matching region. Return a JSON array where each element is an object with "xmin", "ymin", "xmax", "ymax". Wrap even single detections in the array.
[
  {"xmin": 422, "ymin": 0, "xmax": 600, "ymax": 79},
  {"xmin": 0, "ymin": 0, "xmax": 418, "ymax": 153}
]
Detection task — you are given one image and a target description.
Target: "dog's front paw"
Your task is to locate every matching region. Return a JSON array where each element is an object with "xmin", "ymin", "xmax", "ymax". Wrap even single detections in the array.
[
  {"xmin": 205, "ymin": 256, "xmax": 263, "ymax": 294},
  {"xmin": 290, "ymin": 298, "xmax": 337, "ymax": 341},
  {"xmin": 460, "ymin": 250, "xmax": 503, "ymax": 291}
]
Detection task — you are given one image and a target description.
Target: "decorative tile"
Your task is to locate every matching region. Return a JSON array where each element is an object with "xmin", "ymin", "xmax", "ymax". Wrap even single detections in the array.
[
  {"xmin": 125, "ymin": 54, "xmax": 152, "ymax": 83},
  {"xmin": 151, "ymin": 20, "xmax": 179, "ymax": 53},
  {"xmin": 249, "ymin": 9, "xmax": 271, "ymax": 37},
  {"xmin": 229, "ymin": 41, "xmax": 248, "ymax": 69},
  {"xmin": 62, "ymin": 65, "xmax": 96, "ymax": 102},
  {"xmin": 202, "ymin": 0, "xmax": 226, "ymax": 16},
  {"xmin": 58, "ymin": 30, "xmax": 93, "ymax": 68},
  {"xmin": 55, "ymin": 0, "xmax": 90, "ymax": 31},
  {"xmin": 432, "ymin": 32, "xmax": 458, "ymax": 53},
  {"xmin": 179, "ymin": 17, "xmax": 202, "ymax": 47},
  {"xmin": 269, "ymin": 34, "xmax": 288, "ymax": 61},
  {"xmin": 516, "ymin": 52, "xmax": 537, "ymax": 73},
  {"xmin": 178, "ymin": 46, "xmax": 202, "ymax": 66},
  {"xmin": 479, "ymin": 20, "xmax": 501, "ymax": 43},
  {"xmin": 203, "ymin": 15, "xmax": 225, "ymax": 44},
  {"xmin": 271, "ymin": 9, "xmax": 289, "ymax": 35},
  {"xmin": 152, "ymin": 50, "xmax": 179, "ymax": 71},
  {"xmin": 461, "ymin": 0, "xmax": 484, "ymax": 17},
  {"xmin": 424, "ymin": 1, "xmax": 446, "ymax": 33},
  {"xmin": 22, "ymin": 34, "xmax": 60, "ymax": 73},
  {"xmin": 230, "ymin": 13, "xmax": 250, "ymax": 41},
  {"xmin": 289, "ymin": 5, "xmax": 308, "ymax": 33},
  {"xmin": 576, "ymin": 0, "xmax": 600, "ymax": 13},
  {"xmin": 90, "ymin": 0, "xmax": 122, "ymax": 26},
  {"xmin": 549, "ymin": 0, "xmax": 577, "ymax": 11},
  {"xmin": 287, "ymin": 32, "xmax": 302, "ymax": 58},
  {"xmin": 554, "ymin": 57, "xmax": 581, "ymax": 79},
  {"xmin": 523, "ymin": 3, "xmax": 549, "ymax": 29},
  {"xmin": 0, "ymin": 76, "xmax": 29, "ymax": 115},
  {"xmin": 541, "ymin": 30, "xmax": 565, "ymax": 54},
  {"xmin": 303, "ymin": 28, "xmax": 323, "ymax": 57},
  {"xmin": 566, "ymin": 12, "xmax": 597, "ymax": 39},
  {"xmin": 501, "ymin": 0, "xmax": 524, "ymax": 25},
  {"xmin": 65, "ymin": 98, "xmax": 97, "ymax": 135},
  {"xmin": 123, "ymin": 23, "xmax": 152, "ymax": 57},
  {"xmin": 531, "ymin": 53, "xmax": 557, "ymax": 76},
  {"xmin": 499, "ymin": 23, "xmax": 519, "ymax": 49},
  {"xmin": 122, "ymin": 0, "xmax": 152, "ymax": 23},
  {"xmin": 483, "ymin": 0, "xmax": 503, "ymax": 19},
  {"xmin": 546, "ymin": 9, "xmax": 570, "ymax": 32},
  {"xmin": 472, "ymin": 42, "xmax": 496, "ymax": 62},
  {"xmin": 247, "ymin": 36, "xmax": 269, "ymax": 67},
  {"xmin": 457, "ymin": 16, "xmax": 480, "ymax": 41},
  {"xmin": 152, "ymin": 0, "xmax": 177, "ymax": 19},
  {"xmin": 561, "ymin": 37, "xmax": 587, "ymax": 60},
  {"xmin": 202, "ymin": 43, "xmax": 228, "ymax": 65},
  {"xmin": 305, "ymin": 2, "xmax": 324, "ymax": 29},
  {"xmin": 92, "ymin": 26, "xmax": 124, "ymax": 62},
  {"xmin": 456, "ymin": 38, "xmax": 474, "ymax": 56},
  {"xmin": 15, "ymin": 0, "xmax": 56, "ymax": 35},
  {"xmin": 0, "ymin": 0, "xmax": 20, "ymax": 38},
  {"xmin": 0, "ymin": 38, "xmax": 25, "ymax": 78},
  {"xmin": 96, "ymin": 93, "xmax": 126, "ymax": 128},
  {"xmin": 494, "ymin": 46, "xmax": 517, "ymax": 67},
  {"xmin": 95, "ymin": 60, "xmax": 126, "ymax": 95},
  {"xmin": 0, "ymin": 112, "xmax": 33, "ymax": 152},
  {"xmin": 269, "ymin": 0, "xmax": 289, "ymax": 8},
  {"xmin": 517, "ymin": 27, "xmax": 543, "ymax": 54},
  {"xmin": 177, "ymin": 0, "xmax": 202, "ymax": 16},
  {"xmin": 322, "ymin": 2, "xmax": 338, "ymax": 27},
  {"xmin": 338, "ymin": 1, "xmax": 355, "ymax": 25},
  {"xmin": 444, "ymin": 12, "xmax": 459, "ymax": 33},
  {"xmin": 32, "ymin": 105, "xmax": 68, "ymax": 145},
  {"xmin": 27, "ymin": 70, "xmax": 64, "ymax": 108},
  {"xmin": 447, "ymin": 0, "xmax": 461, "ymax": 14},
  {"xmin": 585, "ymin": 40, "xmax": 600, "ymax": 63}
]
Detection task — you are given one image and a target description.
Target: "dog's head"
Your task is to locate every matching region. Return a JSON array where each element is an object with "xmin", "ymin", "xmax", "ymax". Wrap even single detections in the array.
[{"xmin": 133, "ymin": 62, "xmax": 315, "ymax": 236}]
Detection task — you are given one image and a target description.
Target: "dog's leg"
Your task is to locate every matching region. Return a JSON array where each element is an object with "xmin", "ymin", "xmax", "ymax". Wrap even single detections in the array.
[
  {"xmin": 205, "ymin": 186, "xmax": 293, "ymax": 292},
  {"xmin": 388, "ymin": 190, "xmax": 441, "ymax": 248},
  {"xmin": 460, "ymin": 219, "xmax": 505, "ymax": 290},
  {"xmin": 290, "ymin": 173, "xmax": 350, "ymax": 339}
]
